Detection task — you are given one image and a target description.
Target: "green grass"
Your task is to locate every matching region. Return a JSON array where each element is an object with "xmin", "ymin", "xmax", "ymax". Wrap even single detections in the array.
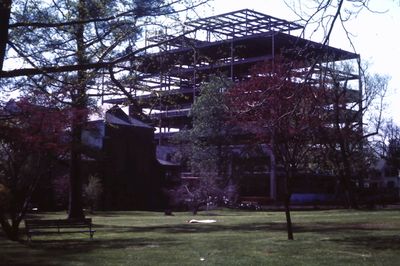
[{"xmin": 1, "ymin": 209, "xmax": 400, "ymax": 265}]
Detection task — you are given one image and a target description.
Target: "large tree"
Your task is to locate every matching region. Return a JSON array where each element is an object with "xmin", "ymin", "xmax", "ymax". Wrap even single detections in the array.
[
  {"xmin": 227, "ymin": 58, "xmax": 322, "ymax": 240},
  {"xmin": 0, "ymin": 0, "xmax": 209, "ymax": 219}
]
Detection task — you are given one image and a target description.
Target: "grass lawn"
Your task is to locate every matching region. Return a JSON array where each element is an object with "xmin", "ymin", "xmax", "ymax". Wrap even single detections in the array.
[{"xmin": 1, "ymin": 208, "xmax": 400, "ymax": 265}]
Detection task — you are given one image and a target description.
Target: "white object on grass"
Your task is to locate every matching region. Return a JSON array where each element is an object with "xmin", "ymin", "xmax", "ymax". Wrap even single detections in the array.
[{"xmin": 188, "ymin": 219, "xmax": 217, "ymax": 223}]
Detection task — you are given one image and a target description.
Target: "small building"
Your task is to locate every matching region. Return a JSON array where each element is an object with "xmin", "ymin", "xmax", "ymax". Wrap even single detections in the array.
[
  {"xmin": 82, "ymin": 106, "xmax": 167, "ymax": 210},
  {"xmin": 364, "ymin": 159, "xmax": 400, "ymax": 202}
]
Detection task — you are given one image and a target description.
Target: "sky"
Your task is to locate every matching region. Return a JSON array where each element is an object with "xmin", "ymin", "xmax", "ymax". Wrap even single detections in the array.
[{"xmin": 205, "ymin": 0, "xmax": 400, "ymax": 125}]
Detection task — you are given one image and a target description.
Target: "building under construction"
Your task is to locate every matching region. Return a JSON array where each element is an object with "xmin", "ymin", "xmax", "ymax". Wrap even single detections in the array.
[{"xmin": 104, "ymin": 9, "xmax": 362, "ymax": 203}]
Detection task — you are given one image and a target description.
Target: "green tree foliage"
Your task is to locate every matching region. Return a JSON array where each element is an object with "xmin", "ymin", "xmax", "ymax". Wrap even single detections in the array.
[
  {"xmin": 189, "ymin": 76, "xmax": 232, "ymax": 178},
  {"xmin": 171, "ymin": 76, "xmax": 237, "ymax": 213}
]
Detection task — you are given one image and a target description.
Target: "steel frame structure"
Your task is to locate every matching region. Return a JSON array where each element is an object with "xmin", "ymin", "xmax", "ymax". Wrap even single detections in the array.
[{"xmin": 104, "ymin": 9, "xmax": 361, "ymax": 144}]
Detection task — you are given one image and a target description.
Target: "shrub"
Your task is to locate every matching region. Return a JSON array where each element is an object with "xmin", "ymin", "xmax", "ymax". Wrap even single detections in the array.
[{"xmin": 83, "ymin": 175, "xmax": 103, "ymax": 213}]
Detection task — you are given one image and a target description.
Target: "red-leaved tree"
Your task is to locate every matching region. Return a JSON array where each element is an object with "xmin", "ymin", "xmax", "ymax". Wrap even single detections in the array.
[
  {"xmin": 227, "ymin": 58, "xmax": 323, "ymax": 240},
  {"xmin": 0, "ymin": 98, "xmax": 70, "ymax": 240}
]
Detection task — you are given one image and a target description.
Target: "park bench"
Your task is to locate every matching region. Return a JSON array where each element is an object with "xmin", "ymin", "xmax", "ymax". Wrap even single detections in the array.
[{"xmin": 24, "ymin": 218, "xmax": 95, "ymax": 241}]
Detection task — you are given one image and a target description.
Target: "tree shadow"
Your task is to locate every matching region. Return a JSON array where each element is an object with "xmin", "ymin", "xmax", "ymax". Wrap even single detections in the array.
[
  {"xmin": 1, "ymin": 235, "xmax": 184, "ymax": 265},
  {"xmin": 329, "ymin": 235, "xmax": 400, "ymax": 251},
  {"xmin": 26, "ymin": 236, "xmax": 183, "ymax": 251}
]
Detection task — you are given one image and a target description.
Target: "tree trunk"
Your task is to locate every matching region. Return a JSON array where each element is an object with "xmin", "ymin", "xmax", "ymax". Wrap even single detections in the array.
[
  {"xmin": 0, "ymin": 212, "xmax": 19, "ymax": 241},
  {"xmin": 333, "ymin": 93, "xmax": 359, "ymax": 210},
  {"xmin": 340, "ymin": 173, "xmax": 358, "ymax": 209},
  {"xmin": 0, "ymin": 165, "xmax": 43, "ymax": 240},
  {"xmin": 339, "ymin": 144, "xmax": 358, "ymax": 209},
  {"xmin": 68, "ymin": 120, "xmax": 85, "ymax": 219},
  {"xmin": 284, "ymin": 168, "xmax": 294, "ymax": 240},
  {"xmin": 192, "ymin": 204, "xmax": 199, "ymax": 215},
  {"xmin": 284, "ymin": 193, "xmax": 294, "ymax": 240},
  {"xmin": 68, "ymin": 0, "xmax": 87, "ymax": 219},
  {"xmin": 270, "ymin": 152, "xmax": 277, "ymax": 200},
  {"xmin": 0, "ymin": 0, "xmax": 11, "ymax": 71}
]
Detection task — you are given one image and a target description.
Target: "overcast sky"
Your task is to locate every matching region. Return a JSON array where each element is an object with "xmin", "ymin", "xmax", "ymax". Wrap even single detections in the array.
[{"xmin": 206, "ymin": 0, "xmax": 400, "ymax": 125}]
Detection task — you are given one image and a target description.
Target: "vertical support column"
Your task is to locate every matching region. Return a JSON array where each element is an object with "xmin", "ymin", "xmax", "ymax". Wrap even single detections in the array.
[
  {"xmin": 269, "ymin": 141, "xmax": 277, "ymax": 201},
  {"xmin": 272, "ymin": 33, "xmax": 275, "ymax": 69},
  {"xmin": 230, "ymin": 40, "xmax": 234, "ymax": 80},
  {"xmin": 271, "ymin": 33, "xmax": 276, "ymax": 74},
  {"xmin": 261, "ymin": 144, "xmax": 277, "ymax": 201},
  {"xmin": 192, "ymin": 49, "xmax": 197, "ymax": 102},
  {"xmin": 230, "ymin": 26, "xmax": 235, "ymax": 81},
  {"xmin": 158, "ymin": 72, "xmax": 164, "ymax": 146},
  {"xmin": 357, "ymin": 55, "xmax": 363, "ymax": 133},
  {"xmin": 245, "ymin": 10, "xmax": 248, "ymax": 36},
  {"xmin": 357, "ymin": 55, "xmax": 364, "ymax": 157},
  {"xmin": 158, "ymin": 99, "xmax": 163, "ymax": 146},
  {"xmin": 355, "ymin": 55, "xmax": 364, "ymax": 188}
]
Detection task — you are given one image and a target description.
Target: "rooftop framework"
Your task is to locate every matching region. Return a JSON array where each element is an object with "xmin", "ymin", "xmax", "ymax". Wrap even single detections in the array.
[{"xmin": 185, "ymin": 9, "xmax": 304, "ymax": 40}]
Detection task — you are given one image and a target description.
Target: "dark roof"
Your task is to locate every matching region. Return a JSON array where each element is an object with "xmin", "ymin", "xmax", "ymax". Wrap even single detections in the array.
[{"xmin": 106, "ymin": 106, "xmax": 152, "ymax": 128}]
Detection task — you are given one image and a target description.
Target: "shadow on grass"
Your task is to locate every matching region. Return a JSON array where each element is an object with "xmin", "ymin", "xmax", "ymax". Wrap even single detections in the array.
[
  {"xmin": 330, "ymin": 235, "xmax": 400, "ymax": 251},
  {"xmin": 91, "ymin": 220, "xmax": 397, "ymax": 236},
  {"xmin": 27, "ymin": 236, "xmax": 183, "ymax": 250},
  {"xmin": 0, "ymin": 235, "xmax": 184, "ymax": 266}
]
